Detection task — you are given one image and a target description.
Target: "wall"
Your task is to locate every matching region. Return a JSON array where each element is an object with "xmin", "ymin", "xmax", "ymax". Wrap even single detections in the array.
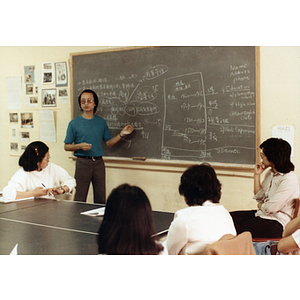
[{"xmin": 1, "ymin": 46, "xmax": 299, "ymax": 212}]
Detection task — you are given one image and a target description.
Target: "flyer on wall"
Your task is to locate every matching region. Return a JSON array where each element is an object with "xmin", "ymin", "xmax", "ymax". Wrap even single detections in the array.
[
  {"xmin": 42, "ymin": 62, "xmax": 54, "ymax": 84},
  {"xmin": 55, "ymin": 62, "xmax": 68, "ymax": 87}
]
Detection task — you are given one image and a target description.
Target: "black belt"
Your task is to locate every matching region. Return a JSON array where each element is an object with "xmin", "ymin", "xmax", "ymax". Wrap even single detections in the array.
[{"xmin": 77, "ymin": 156, "xmax": 103, "ymax": 161}]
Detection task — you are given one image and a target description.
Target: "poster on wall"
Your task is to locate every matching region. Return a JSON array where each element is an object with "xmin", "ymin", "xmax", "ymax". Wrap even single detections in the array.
[
  {"xmin": 55, "ymin": 62, "xmax": 68, "ymax": 87},
  {"xmin": 272, "ymin": 125, "xmax": 295, "ymax": 157},
  {"xmin": 42, "ymin": 62, "xmax": 54, "ymax": 84},
  {"xmin": 6, "ymin": 77, "xmax": 22, "ymax": 110},
  {"xmin": 24, "ymin": 65, "xmax": 35, "ymax": 83},
  {"xmin": 39, "ymin": 110, "xmax": 56, "ymax": 142}
]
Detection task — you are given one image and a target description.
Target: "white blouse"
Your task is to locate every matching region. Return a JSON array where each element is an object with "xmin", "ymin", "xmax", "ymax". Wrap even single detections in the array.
[
  {"xmin": 164, "ymin": 201, "xmax": 237, "ymax": 255},
  {"xmin": 254, "ymin": 169, "xmax": 300, "ymax": 227},
  {"xmin": 2, "ymin": 162, "xmax": 76, "ymax": 202}
]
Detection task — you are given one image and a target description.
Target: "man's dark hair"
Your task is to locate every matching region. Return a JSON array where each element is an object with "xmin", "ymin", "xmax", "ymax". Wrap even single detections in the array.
[{"xmin": 78, "ymin": 89, "xmax": 99, "ymax": 113}]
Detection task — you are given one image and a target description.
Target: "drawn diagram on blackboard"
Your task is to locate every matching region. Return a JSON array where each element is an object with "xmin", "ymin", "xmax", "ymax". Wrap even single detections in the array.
[{"xmin": 162, "ymin": 72, "xmax": 208, "ymax": 160}]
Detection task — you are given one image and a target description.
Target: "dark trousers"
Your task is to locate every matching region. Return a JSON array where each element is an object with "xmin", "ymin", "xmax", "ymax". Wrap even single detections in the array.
[
  {"xmin": 230, "ymin": 210, "xmax": 283, "ymax": 238},
  {"xmin": 74, "ymin": 157, "xmax": 106, "ymax": 204}
]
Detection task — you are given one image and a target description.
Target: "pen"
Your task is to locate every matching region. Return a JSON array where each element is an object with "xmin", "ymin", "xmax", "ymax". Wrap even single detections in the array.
[{"xmin": 41, "ymin": 183, "xmax": 54, "ymax": 196}]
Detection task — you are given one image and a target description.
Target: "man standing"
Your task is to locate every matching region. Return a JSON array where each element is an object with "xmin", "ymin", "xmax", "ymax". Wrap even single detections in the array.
[{"xmin": 64, "ymin": 89, "xmax": 134, "ymax": 203}]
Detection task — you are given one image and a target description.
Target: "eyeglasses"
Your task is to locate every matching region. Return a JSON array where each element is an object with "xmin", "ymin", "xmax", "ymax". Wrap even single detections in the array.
[
  {"xmin": 44, "ymin": 155, "xmax": 50, "ymax": 162},
  {"xmin": 81, "ymin": 99, "xmax": 94, "ymax": 104},
  {"xmin": 260, "ymin": 152, "xmax": 266, "ymax": 158}
]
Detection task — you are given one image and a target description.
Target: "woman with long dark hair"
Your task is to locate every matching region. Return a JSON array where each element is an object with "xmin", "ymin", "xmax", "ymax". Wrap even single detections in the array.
[
  {"xmin": 2, "ymin": 141, "xmax": 75, "ymax": 201},
  {"xmin": 97, "ymin": 184, "xmax": 167, "ymax": 255},
  {"xmin": 230, "ymin": 138, "xmax": 299, "ymax": 238}
]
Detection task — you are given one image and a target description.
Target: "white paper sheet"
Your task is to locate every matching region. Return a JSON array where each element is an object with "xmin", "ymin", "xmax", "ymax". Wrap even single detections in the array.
[
  {"xmin": 10, "ymin": 244, "xmax": 18, "ymax": 255},
  {"xmin": 6, "ymin": 76, "xmax": 22, "ymax": 109},
  {"xmin": 272, "ymin": 125, "xmax": 294, "ymax": 157},
  {"xmin": 39, "ymin": 110, "xmax": 56, "ymax": 142},
  {"xmin": 0, "ymin": 196, "xmax": 34, "ymax": 203},
  {"xmin": 80, "ymin": 207, "xmax": 105, "ymax": 217}
]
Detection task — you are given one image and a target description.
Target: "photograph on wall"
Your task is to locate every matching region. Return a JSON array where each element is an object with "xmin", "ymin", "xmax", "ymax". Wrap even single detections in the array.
[
  {"xmin": 21, "ymin": 112, "xmax": 33, "ymax": 128},
  {"xmin": 26, "ymin": 84, "xmax": 34, "ymax": 94},
  {"xmin": 26, "ymin": 96, "xmax": 38, "ymax": 107},
  {"xmin": 55, "ymin": 62, "xmax": 68, "ymax": 86},
  {"xmin": 20, "ymin": 131, "xmax": 30, "ymax": 142},
  {"xmin": 58, "ymin": 88, "xmax": 69, "ymax": 103},
  {"xmin": 10, "ymin": 142, "xmax": 18, "ymax": 152},
  {"xmin": 9, "ymin": 113, "xmax": 18, "ymax": 124},
  {"xmin": 24, "ymin": 65, "xmax": 35, "ymax": 83},
  {"xmin": 21, "ymin": 144, "xmax": 27, "ymax": 152},
  {"xmin": 11, "ymin": 127, "xmax": 17, "ymax": 140},
  {"xmin": 42, "ymin": 62, "xmax": 54, "ymax": 84},
  {"xmin": 42, "ymin": 89, "xmax": 56, "ymax": 107}
]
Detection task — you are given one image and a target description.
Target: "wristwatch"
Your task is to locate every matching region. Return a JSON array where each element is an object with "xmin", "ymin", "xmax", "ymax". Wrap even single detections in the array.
[{"xmin": 59, "ymin": 186, "xmax": 66, "ymax": 194}]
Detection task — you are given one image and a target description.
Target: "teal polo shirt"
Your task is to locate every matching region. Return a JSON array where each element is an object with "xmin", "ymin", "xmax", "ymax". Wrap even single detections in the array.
[{"xmin": 64, "ymin": 115, "xmax": 113, "ymax": 157}]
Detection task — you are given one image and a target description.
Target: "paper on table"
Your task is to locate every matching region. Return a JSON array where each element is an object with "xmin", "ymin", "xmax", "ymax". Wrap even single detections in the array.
[
  {"xmin": 0, "ymin": 196, "xmax": 34, "ymax": 203},
  {"xmin": 80, "ymin": 207, "xmax": 105, "ymax": 217},
  {"xmin": 10, "ymin": 244, "xmax": 18, "ymax": 255},
  {"xmin": 0, "ymin": 194, "xmax": 56, "ymax": 203},
  {"xmin": 41, "ymin": 195, "xmax": 56, "ymax": 200}
]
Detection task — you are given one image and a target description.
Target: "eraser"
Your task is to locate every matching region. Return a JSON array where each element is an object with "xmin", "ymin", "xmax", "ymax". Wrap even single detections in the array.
[{"xmin": 132, "ymin": 157, "xmax": 147, "ymax": 161}]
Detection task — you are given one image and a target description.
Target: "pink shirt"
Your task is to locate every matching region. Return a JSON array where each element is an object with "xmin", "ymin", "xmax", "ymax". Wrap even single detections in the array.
[{"xmin": 254, "ymin": 169, "xmax": 299, "ymax": 227}]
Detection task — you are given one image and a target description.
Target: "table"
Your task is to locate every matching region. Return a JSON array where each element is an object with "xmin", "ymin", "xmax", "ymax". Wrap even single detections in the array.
[{"xmin": 0, "ymin": 198, "xmax": 174, "ymax": 255}]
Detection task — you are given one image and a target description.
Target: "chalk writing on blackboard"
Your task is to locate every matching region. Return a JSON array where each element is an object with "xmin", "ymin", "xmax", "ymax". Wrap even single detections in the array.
[{"xmin": 72, "ymin": 47, "xmax": 256, "ymax": 164}]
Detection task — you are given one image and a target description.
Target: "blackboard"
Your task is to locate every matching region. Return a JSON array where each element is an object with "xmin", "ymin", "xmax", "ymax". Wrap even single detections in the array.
[{"xmin": 71, "ymin": 46, "xmax": 258, "ymax": 165}]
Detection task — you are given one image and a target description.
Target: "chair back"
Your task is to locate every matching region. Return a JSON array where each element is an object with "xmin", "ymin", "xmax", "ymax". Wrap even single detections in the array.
[
  {"xmin": 292, "ymin": 198, "xmax": 299, "ymax": 219},
  {"xmin": 204, "ymin": 232, "xmax": 256, "ymax": 255}
]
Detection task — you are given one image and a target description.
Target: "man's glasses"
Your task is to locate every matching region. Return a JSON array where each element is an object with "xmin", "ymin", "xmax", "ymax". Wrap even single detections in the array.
[{"xmin": 81, "ymin": 99, "xmax": 94, "ymax": 104}]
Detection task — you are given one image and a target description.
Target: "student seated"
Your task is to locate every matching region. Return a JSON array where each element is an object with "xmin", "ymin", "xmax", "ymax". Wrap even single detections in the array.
[
  {"xmin": 2, "ymin": 141, "xmax": 76, "ymax": 202},
  {"xmin": 253, "ymin": 216, "xmax": 300, "ymax": 255},
  {"xmin": 97, "ymin": 184, "xmax": 167, "ymax": 255},
  {"xmin": 164, "ymin": 163, "xmax": 236, "ymax": 255},
  {"xmin": 230, "ymin": 138, "xmax": 299, "ymax": 238}
]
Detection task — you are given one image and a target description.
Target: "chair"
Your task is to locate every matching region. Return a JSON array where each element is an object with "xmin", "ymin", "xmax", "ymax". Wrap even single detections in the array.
[
  {"xmin": 204, "ymin": 231, "xmax": 256, "ymax": 255},
  {"xmin": 70, "ymin": 188, "xmax": 76, "ymax": 201},
  {"xmin": 293, "ymin": 197, "xmax": 300, "ymax": 218},
  {"xmin": 252, "ymin": 198, "xmax": 299, "ymax": 243}
]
